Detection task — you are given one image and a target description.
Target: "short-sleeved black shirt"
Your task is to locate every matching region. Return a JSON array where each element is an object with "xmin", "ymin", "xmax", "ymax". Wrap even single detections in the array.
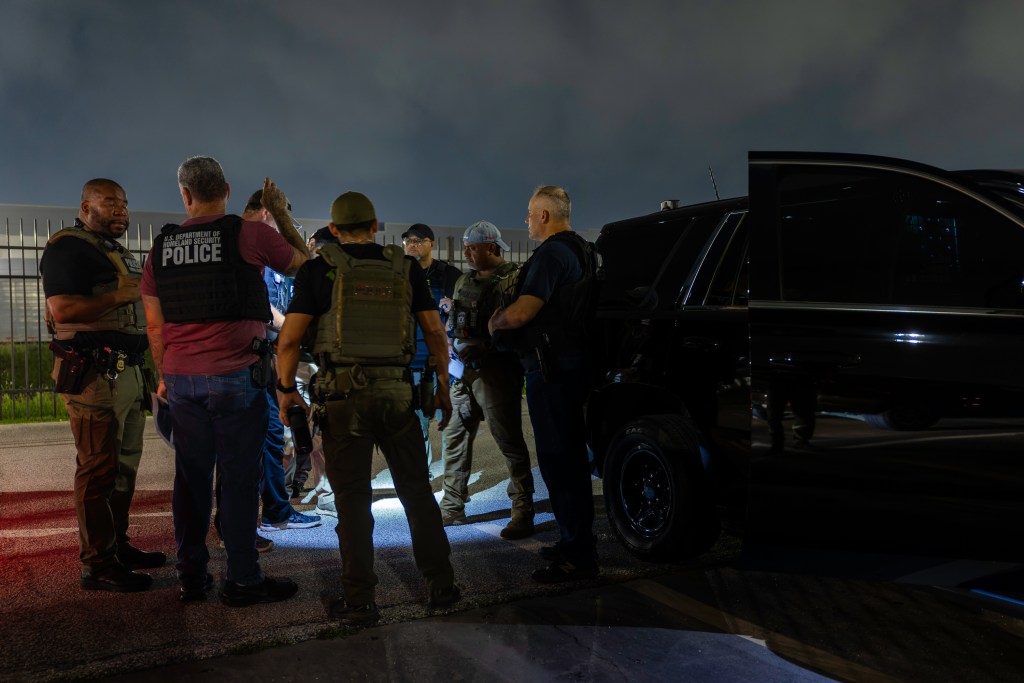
[
  {"xmin": 40, "ymin": 235, "xmax": 120, "ymax": 297},
  {"xmin": 39, "ymin": 232, "xmax": 147, "ymax": 352},
  {"xmin": 288, "ymin": 243, "xmax": 436, "ymax": 317}
]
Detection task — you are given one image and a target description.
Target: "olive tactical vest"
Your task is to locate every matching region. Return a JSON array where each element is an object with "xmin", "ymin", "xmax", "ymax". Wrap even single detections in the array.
[
  {"xmin": 449, "ymin": 261, "xmax": 519, "ymax": 341},
  {"xmin": 44, "ymin": 225, "xmax": 146, "ymax": 341},
  {"xmin": 312, "ymin": 243, "xmax": 415, "ymax": 366}
]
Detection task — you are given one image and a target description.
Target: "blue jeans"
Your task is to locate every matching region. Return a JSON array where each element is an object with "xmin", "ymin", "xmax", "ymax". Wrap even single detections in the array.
[
  {"xmin": 261, "ymin": 385, "xmax": 294, "ymax": 523},
  {"xmin": 412, "ymin": 368, "xmax": 445, "ymax": 466},
  {"xmin": 523, "ymin": 355, "xmax": 597, "ymax": 569},
  {"xmin": 165, "ymin": 369, "xmax": 267, "ymax": 585}
]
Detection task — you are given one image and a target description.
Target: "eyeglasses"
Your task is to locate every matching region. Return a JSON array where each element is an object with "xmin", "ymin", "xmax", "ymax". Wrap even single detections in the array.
[{"xmin": 403, "ymin": 238, "xmax": 431, "ymax": 246}]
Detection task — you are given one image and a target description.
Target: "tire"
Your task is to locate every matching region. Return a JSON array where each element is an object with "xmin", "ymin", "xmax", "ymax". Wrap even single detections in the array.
[{"xmin": 603, "ymin": 414, "xmax": 719, "ymax": 562}]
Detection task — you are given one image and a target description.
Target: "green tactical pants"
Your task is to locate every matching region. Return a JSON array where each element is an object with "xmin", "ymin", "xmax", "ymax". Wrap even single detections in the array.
[
  {"xmin": 440, "ymin": 362, "xmax": 534, "ymax": 516},
  {"xmin": 321, "ymin": 370, "xmax": 455, "ymax": 606}
]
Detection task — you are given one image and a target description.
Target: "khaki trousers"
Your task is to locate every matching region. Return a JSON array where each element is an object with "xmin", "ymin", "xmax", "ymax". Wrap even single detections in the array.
[
  {"xmin": 56, "ymin": 360, "xmax": 146, "ymax": 571},
  {"xmin": 440, "ymin": 362, "xmax": 534, "ymax": 516}
]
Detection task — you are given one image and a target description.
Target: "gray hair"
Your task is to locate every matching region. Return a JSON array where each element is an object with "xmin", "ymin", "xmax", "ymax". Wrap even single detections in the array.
[
  {"xmin": 177, "ymin": 156, "xmax": 228, "ymax": 202},
  {"xmin": 533, "ymin": 185, "xmax": 571, "ymax": 221}
]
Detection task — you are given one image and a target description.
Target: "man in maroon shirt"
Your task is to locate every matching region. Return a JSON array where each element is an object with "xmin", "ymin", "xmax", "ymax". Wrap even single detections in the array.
[{"xmin": 141, "ymin": 156, "xmax": 307, "ymax": 606}]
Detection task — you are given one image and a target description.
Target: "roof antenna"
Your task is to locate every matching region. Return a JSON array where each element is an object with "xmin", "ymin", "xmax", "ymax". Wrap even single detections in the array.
[{"xmin": 708, "ymin": 166, "xmax": 721, "ymax": 201}]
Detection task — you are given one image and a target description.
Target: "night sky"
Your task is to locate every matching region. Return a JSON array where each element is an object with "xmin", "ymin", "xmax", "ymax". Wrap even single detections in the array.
[{"xmin": 3, "ymin": 1, "xmax": 1024, "ymax": 231}]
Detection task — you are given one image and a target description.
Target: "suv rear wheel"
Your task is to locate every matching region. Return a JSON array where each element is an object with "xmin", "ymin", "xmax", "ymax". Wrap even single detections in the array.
[{"xmin": 603, "ymin": 414, "xmax": 719, "ymax": 561}]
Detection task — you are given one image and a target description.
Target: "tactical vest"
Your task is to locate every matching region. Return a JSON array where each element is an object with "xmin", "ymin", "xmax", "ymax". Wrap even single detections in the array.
[
  {"xmin": 449, "ymin": 261, "xmax": 519, "ymax": 341},
  {"xmin": 312, "ymin": 243, "xmax": 415, "ymax": 367},
  {"xmin": 44, "ymin": 224, "xmax": 146, "ymax": 341},
  {"xmin": 150, "ymin": 215, "xmax": 270, "ymax": 323},
  {"xmin": 514, "ymin": 231, "xmax": 597, "ymax": 356}
]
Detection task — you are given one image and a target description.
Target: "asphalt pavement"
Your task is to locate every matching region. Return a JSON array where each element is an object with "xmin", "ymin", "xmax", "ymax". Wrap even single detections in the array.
[{"xmin": 0, "ymin": 412, "xmax": 839, "ymax": 683}]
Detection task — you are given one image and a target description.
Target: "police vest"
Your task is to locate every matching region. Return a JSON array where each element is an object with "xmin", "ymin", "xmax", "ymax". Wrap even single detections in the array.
[
  {"xmin": 150, "ymin": 215, "xmax": 270, "ymax": 323},
  {"xmin": 312, "ymin": 243, "xmax": 415, "ymax": 367},
  {"xmin": 514, "ymin": 231, "xmax": 597, "ymax": 356},
  {"xmin": 449, "ymin": 261, "xmax": 519, "ymax": 342},
  {"xmin": 44, "ymin": 224, "xmax": 146, "ymax": 341}
]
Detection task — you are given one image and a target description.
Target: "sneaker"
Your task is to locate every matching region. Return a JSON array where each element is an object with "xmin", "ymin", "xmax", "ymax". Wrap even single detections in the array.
[
  {"xmin": 441, "ymin": 511, "xmax": 467, "ymax": 527},
  {"xmin": 117, "ymin": 543, "xmax": 167, "ymax": 570},
  {"xmin": 500, "ymin": 514, "xmax": 535, "ymax": 540},
  {"xmin": 315, "ymin": 497, "xmax": 337, "ymax": 518},
  {"xmin": 260, "ymin": 510, "xmax": 322, "ymax": 531},
  {"xmin": 427, "ymin": 584, "xmax": 462, "ymax": 609},
  {"xmin": 81, "ymin": 564, "xmax": 153, "ymax": 593},
  {"xmin": 179, "ymin": 572, "xmax": 214, "ymax": 603},
  {"xmin": 328, "ymin": 598, "xmax": 379, "ymax": 626},
  {"xmin": 531, "ymin": 561, "xmax": 599, "ymax": 584},
  {"xmin": 220, "ymin": 576, "xmax": 299, "ymax": 607}
]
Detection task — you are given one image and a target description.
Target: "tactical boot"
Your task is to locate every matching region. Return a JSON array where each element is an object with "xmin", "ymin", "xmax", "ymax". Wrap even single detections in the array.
[{"xmin": 500, "ymin": 511, "xmax": 535, "ymax": 540}]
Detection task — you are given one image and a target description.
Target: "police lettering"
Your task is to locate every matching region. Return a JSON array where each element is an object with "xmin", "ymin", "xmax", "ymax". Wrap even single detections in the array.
[{"xmin": 160, "ymin": 231, "xmax": 223, "ymax": 266}]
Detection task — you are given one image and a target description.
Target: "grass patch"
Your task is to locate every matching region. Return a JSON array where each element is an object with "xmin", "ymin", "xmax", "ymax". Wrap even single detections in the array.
[
  {"xmin": 0, "ymin": 341, "xmax": 66, "ymax": 422},
  {"xmin": 0, "ymin": 390, "xmax": 67, "ymax": 423}
]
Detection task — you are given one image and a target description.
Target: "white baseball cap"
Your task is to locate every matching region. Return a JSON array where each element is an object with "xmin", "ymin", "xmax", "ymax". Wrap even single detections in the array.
[{"xmin": 463, "ymin": 220, "xmax": 510, "ymax": 251}]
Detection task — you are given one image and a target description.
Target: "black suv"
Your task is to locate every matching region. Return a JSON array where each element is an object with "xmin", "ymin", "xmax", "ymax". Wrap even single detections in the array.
[{"xmin": 587, "ymin": 151, "xmax": 1024, "ymax": 567}]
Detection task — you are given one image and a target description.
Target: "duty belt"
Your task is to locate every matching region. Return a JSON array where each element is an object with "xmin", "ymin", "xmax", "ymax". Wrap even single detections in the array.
[
  {"xmin": 314, "ymin": 363, "xmax": 411, "ymax": 403},
  {"xmin": 85, "ymin": 347, "xmax": 146, "ymax": 380}
]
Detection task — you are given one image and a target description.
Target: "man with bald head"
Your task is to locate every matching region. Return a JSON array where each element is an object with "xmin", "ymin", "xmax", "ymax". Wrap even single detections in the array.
[{"xmin": 40, "ymin": 178, "xmax": 165, "ymax": 592}]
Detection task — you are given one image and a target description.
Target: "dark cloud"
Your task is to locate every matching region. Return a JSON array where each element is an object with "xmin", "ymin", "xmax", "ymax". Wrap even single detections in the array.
[{"xmin": 3, "ymin": 1, "xmax": 1024, "ymax": 231}]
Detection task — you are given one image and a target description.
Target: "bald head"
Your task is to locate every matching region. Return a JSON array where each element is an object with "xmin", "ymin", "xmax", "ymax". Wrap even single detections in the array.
[
  {"xmin": 81, "ymin": 178, "xmax": 124, "ymax": 202},
  {"xmin": 79, "ymin": 178, "xmax": 129, "ymax": 238}
]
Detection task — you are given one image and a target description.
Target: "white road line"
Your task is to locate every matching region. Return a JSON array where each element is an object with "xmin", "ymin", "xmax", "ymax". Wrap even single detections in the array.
[
  {"xmin": 0, "ymin": 528, "xmax": 78, "ymax": 538},
  {"xmin": 0, "ymin": 511, "xmax": 173, "ymax": 538}
]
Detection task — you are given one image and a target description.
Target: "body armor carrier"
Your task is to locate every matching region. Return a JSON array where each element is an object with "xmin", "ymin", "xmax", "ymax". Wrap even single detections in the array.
[
  {"xmin": 449, "ymin": 261, "xmax": 519, "ymax": 341},
  {"xmin": 312, "ymin": 243, "xmax": 415, "ymax": 367},
  {"xmin": 44, "ymin": 223, "xmax": 146, "ymax": 341},
  {"xmin": 150, "ymin": 215, "xmax": 270, "ymax": 323}
]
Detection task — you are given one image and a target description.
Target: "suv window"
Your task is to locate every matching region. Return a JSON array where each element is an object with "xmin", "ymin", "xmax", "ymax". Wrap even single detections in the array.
[
  {"xmin": 597, "ymin": 213, "xmax": 719, "ymax": 311},
  {"xmin": 703, "ymin": 215, "xmax": 749, "ymax": 306},
  {"xmin": 776, "ymin": 167, "xmax": 1024, "ymax": 308}
]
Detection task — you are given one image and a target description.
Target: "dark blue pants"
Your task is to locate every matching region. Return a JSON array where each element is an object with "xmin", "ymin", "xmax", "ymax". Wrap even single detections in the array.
[
  {"xmin": 260, "ymin": 386, "xmax": 294, "ymax": 523},
  {"xmin": 166, "ymin": 369, "xmax": 267, "ymax": 585},
  {"xmin": 524, "ymin": 355, "xmax": 597, "ymax": 569}
]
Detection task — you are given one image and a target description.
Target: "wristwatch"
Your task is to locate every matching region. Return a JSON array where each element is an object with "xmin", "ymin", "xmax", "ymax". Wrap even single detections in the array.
[{"xmin": 275, "ymin": 379, "xmax": 298, "ymax": 393}]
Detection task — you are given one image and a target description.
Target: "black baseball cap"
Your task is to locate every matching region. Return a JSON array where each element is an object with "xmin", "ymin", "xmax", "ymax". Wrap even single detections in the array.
[{"xmin": 401, "ymin": 223, "xmax": 434, "ymax": 241}]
